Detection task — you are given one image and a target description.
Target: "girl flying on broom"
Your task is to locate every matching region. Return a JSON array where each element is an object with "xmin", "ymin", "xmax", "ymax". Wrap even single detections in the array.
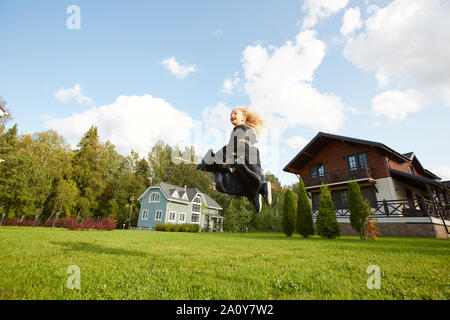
[{"xmin": 196, "ymin": 106, "xmax": 272, "ymax": 212}]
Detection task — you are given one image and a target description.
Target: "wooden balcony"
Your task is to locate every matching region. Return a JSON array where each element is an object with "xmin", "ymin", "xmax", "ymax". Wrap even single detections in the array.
[{"xmin": 303, "ymin": 166, "xmax": 374, "ymax": 189}]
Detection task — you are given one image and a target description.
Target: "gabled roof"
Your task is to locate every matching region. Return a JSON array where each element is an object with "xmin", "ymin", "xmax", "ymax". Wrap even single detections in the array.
[
  {"xmin": 283, "ymin": 132, "xmax": 440, "ymax": 180},
  {"xmin": 138, "ymin": 182, "xmax": 222, "ymax": 210},
  {"xmin": 283, "ymin": 132, "xmax": 410, "ymax": 173},
  {"xmin": 403, "ymin": 152, "xmax": 414, "ymax": 160}
]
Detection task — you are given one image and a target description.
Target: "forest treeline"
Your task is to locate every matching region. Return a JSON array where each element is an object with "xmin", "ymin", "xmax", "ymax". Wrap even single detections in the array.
[{"xmin": 0, "ymin": 112, "xmax": 293, "ymax": 230}]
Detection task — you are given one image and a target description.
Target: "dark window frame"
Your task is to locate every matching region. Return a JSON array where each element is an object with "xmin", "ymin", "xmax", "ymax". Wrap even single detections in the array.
[
  {"xmin": 347, "ymin": 152, "xmax": 369, "ymax": 171},
  {"xmin": 309, "ymin": 162, "xmax": 325, "ymax": 178}
]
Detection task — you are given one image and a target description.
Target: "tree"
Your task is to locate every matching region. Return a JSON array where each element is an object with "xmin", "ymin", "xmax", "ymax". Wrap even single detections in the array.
[
  {"xmin": 316, "ymin": 184, "xmax": 341, "ymax": 239},
  {"xmin": 72, "ymin": 126, "xmax": 108, "ymax": 217},
  {"xmin": 51, "ymin": 179, "xmax": 79, "ymax": 217},
  {"xmin": 296, "ymin": 179, "xmax": 314, "ymax": 237},
  {"xmin": 348, "ymin": 181, "xmax": 370, "ymax": 240},
  {"xmin": 282, "ymin": 188, "xmax": 296, "ymax": 237}
]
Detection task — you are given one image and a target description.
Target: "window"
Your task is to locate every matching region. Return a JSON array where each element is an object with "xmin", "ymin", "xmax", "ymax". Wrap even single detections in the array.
[
  {"xmin": 191, "ymin": 213, "xmax": 200, "ymax": 223},
  {"xmin": 408, "ymin": 166, "xmax": 415, "ymax": 175},
  {"xmin": 310, "ymin": 163, "xmax": 324, "ymax": 178},
  {"xmin": 361, "ymin": 186, "xmax": 377, "ymax": 208},
  {"xmin": 358, "ymin": 153, "xmax": 368, "ymax": 168},
  {"xmin": 155, "ymin": 210, "xmax": 162, "ymax": 220},
  {"xmin": 141, "ymin": 210, "xmax": 149, "ymax": 220},
  {"xmin": 348, "ymin": 152, "xmax": 368, "ymax": 171},
  {"xmin": 332, "ymin": 190, "xmax": 348, "ymax": 209},
  {"xmin": 150, "ymin": 192, "xmax": 160, "ymax": 203},
  {"xmin": 168, "ymin": 211, "xmax": 176, "ymax": 222},
  {"xmin": 191, "ymin": 196, "xmax": 202, "ymax": 223},
  {"xmin": 192, "ymin": 196, "xmax": 202, "ymax": 213},
  {"xmin": 179, "ymin": 213, "xmax": 186, "ymax": 223},
  {"xmin": 348, "ymin": 155, "xmax": 357, "ymax": 171},
  {"xmin": 312, "ymin": 192, "xmax": 321, "ymax": 211}
]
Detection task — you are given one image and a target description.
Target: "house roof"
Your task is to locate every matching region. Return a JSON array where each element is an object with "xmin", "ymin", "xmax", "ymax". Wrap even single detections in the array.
[
  {"xmin": 403, "ymin": 152, "xmax": 414, "ymax": 160},
  {"xmin": 138, "ymin": 182, "xmax": 222, "ymax": 210},
  {"xmin": 283, "ymin": 132, "xmax": 440, "ymax": 180},
  {"xmin": 389, "ymin": 169, "xmax": 445, "ymax": 189}
]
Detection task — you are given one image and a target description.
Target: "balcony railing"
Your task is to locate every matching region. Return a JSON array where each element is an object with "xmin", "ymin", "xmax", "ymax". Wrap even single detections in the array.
[
  {"xmin": 312, "ymin": 198, "xmax": 449, "ymax": 221},
  {"xmin": 303, "ymin": 166, "xmax": 373, "ymax": 188}
]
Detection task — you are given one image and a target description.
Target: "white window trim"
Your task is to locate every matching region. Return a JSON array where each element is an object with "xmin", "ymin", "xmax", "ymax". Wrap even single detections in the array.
[
  {"xmin": 149, "ymin": 192, "xmax": 160, "ymax": 203},
  {"xmin": 168, "ymin": 211, "xmax": 177, "ymax": 222},
  {"xmin": 155, "ymin": 210, "xmax": 162, "ymax": 221},
  {"xmin": 190, "ymin": 213, "xmax": 200, "ymax": 224},
  {"xmin": 179, "ymin": 212, "xmax": 186, "ymax": 223},
  {"xmin": 141, "ymin": 210, "xmax": 149, "ymax": 220}
]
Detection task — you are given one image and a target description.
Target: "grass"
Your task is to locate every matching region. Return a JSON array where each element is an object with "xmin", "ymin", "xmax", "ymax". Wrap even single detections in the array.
[{"xmin": 0, "ymin": 226, "xmax": 449, "ymax": 300}]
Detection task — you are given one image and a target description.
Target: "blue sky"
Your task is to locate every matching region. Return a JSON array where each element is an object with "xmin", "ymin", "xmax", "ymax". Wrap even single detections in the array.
[{"xmin": 1, "ymin": 0, "xmax": 449, "ymax": 186}]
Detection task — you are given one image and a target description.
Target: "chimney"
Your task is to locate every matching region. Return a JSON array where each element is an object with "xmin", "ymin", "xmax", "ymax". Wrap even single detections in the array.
[{"xmin": 184, "ymin": 185, "xmax": 187, "ymax": 191}]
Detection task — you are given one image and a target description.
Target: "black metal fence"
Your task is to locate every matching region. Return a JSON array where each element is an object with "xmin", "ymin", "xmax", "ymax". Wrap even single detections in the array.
[{"xmin": 313, "ymin": 198, "xmax": 449, "ymax": 220}]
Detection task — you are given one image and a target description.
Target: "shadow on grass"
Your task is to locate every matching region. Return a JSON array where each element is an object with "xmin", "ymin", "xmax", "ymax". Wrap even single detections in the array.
[
  {"xmin": 51, "ymin": 241, "xmax": 147, "ymax": 257},
  {"xmin": 234, "ymin": 233, "xmax": 450, "ymax": 256}
]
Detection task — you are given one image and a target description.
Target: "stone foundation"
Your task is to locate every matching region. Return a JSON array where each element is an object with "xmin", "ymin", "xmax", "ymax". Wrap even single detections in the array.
[{"xmin": 335, "ymin": 217, "xmax": 449, "ymax": 239}]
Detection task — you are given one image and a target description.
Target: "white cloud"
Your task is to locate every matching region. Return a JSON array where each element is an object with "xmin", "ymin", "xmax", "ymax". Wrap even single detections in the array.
[
  {"xmin": 371, "ymin": 89, "xmax": 428, "ymax": 123},
  {"xmin": 343, "ymin": 0, "xmax": 450, "ymax": 105},
  {"xmin": 221, "ymin": 72, "xmax": 241, "ymax": 94},
  {"xmin": 54, "ymin": 84, "xmax": 94, "ymax": 106},
  {"xmin": 340, "ymin": 7, "xmax": 362, "ymax": 37},
  {"xmin": 197, "ymin": 102, "xmax": 233, "ymax": 155},
  {"xmin": 241, "ymin": 29, "xmax": 347, "ymax": 133},
  {"xmin": 285, "ymin": 135, "xmax": 309, "ymax": 149},
  {"xmin": 44, "ymin": 94, "xmax": 194, "ymax": 155},
  {"xmin": 162, "ymin": 57, "xmax": 196, "ymax": 79},
  {"xmin": 212, "ymin": 30, "xmax": 223, "ymax": 37},
  {"xmin": 433, "ymin": 166, "xmax": 450, "ymax": 181},
  {"xmin": 302, "ymin": 0, "xmax": 349, "ymax": 29}
]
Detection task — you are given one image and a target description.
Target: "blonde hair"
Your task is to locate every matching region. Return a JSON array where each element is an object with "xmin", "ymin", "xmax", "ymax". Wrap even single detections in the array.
[{"xmin": 234, "ymin": 106, "xmax": 266, "ymax": 135}]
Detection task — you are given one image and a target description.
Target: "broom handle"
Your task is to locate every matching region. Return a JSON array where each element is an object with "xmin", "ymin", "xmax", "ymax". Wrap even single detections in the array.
[{"xmin": 172, "ymin": 156, "xmax": 199, "ymax": 165}]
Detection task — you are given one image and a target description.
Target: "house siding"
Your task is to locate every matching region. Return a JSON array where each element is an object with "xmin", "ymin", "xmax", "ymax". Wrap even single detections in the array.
[
  {"xmin": 137, "ymin": 189, "xmax": 168, "ymax": 229},
  {"xmin": 298, "ymin": 140, "xmax": 389, "ymax": 180},
  {"xmin": 166, "ymin": 201, "xmax": 190, "ymax": 224}
]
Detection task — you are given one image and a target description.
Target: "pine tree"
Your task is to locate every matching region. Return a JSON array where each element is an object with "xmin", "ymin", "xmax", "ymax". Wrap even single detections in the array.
[
  {"xmin": 348, "ymin": 181, "xmax": 370, "ymax": 240},
  {"xmin": 316, "ymin": 184, "xmax": 341, "ymax": 239},
  {"xmin": 282, "ymin": 188, "xmax": 296, "ymax": 237},
  {"xmin": 72, "ymin": 126, "xmax": 107, "ymax": 217},
  {"xmin": 296, "ymin": 179, "xmax": 314, "ymax": 237}
]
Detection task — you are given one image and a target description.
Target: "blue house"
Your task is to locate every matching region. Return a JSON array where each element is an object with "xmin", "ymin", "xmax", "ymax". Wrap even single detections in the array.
[{"xmin": 137, "ymin": 182, "xmax": 224, "ymax": 231}]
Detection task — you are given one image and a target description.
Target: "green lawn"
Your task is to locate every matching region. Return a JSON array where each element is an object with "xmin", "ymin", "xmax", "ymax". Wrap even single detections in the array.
[{"xmin": 0, "ymin": 226, "xmax": 449, "ymax": 300}]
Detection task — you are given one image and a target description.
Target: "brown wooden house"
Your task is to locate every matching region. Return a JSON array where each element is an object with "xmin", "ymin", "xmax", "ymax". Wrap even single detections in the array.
[{"xmin": 283, "ymin": 132, "xmax": 449, "ymax": 238}]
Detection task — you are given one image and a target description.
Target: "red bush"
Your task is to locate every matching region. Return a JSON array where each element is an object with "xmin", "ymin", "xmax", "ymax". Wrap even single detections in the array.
[{"xmin": 1, "ymin": 216, "xmax": 117, "ymax": 231}]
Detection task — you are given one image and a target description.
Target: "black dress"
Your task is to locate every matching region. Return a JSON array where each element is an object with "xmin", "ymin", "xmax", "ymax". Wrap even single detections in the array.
[{"xmin": 196, "ymin": 124, "xmax": 265, "ymax": 203}]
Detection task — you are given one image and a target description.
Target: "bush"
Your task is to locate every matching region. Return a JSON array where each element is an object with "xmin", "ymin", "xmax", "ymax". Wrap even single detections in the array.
[
  {"xmin": 153, "ymin": 223, "xmax": 200, "ymax": 233},
  {"xmin": 2, "ymin": 216, "xmax": 117, "ymax": 231},
  {"xmin": 348, "ymin": 181, "xmax": 369, "ymax": 240},
  {"xmin": 282, "ymin": 189, "xmax": 296, "ymax": 237},
  {"xmin": 316, "ymin": 184, "xmax": 341, "ymax": 239},
  {"xmin": 254, "ymin": 207, "xmax": 282, "ymax": 232},
  {"xmin": 189, "ymin": 224, "xmax": 200, "ymax": 233},
  {"xmin": 154, "ymin": 222, "xmax": 165, "ymax": 231},
  {"xmin": 296, "ymin": 179, "xmax": 315, "ymax": 237},
  {"xmin": 365, "ymin": 208, "xmax": 380, "ymax": 240}
]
